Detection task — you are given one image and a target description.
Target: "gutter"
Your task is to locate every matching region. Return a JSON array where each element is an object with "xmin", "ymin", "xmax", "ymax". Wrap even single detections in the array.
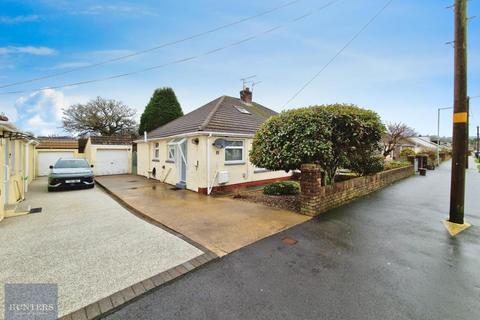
[{"xmin": 134, "ymin": 131, "xmax": 255, "ymax": 143}]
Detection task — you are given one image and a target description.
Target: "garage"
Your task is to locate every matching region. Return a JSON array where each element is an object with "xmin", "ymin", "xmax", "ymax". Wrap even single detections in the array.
[
  {"xmin": 37, "ymin": 151, "xmax": 75, "ymax": 176},
  {"xmin": 95, "ymin": 149, "xmax": 129, "ymax": 175}
]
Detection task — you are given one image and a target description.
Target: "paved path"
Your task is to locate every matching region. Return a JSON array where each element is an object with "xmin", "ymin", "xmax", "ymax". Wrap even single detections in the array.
[
  {"xmin": 95, "ymin": 175, "xmax": 309, "ymax": 256},
  {"xmin": 0, "ymin": 179, "xmax": 202, "ymax": 319},
  {"xmin": 105, "ymin": 160, "xmax": 480, "ymax": 320}
]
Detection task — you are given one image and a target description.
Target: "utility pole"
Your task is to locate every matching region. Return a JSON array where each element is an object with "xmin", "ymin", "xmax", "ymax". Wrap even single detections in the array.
[
  {"xmin": 466, "ymin": 97, "xmax": 470, "ymax": 169},
  {"xmin": 449, "ymin": 0, "xmax": 468, "ymax": 224}
]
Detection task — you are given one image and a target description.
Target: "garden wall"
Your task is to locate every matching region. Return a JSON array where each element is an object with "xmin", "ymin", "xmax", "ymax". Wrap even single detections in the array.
[{"xmin": 300, "ymin": 164, "xmax": 414, "ymax": 216}]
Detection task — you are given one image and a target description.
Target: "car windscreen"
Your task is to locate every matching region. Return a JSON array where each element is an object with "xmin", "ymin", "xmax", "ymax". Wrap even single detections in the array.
[{"xmin": 54, "ymin": 160, "xmax": 90, "ymax": 168}]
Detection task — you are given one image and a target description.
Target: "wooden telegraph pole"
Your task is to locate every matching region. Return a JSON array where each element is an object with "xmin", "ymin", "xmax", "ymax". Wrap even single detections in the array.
[
  {"xmin": 449, "ymin": 0, "xmax": 468, "ymax": 224},
  {"xmin": 466, "ymin": 97, "xmax": 469, "ymax": 169}
]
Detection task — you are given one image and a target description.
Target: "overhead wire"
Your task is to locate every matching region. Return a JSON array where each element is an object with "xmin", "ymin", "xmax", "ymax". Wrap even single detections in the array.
[
  {"xmin": 0, "ymin": 0, "xmax": 304, "ymax": 89},
  {"xmin": 283, "ymin": 0, "xmax": 394, "ymax": 108},
  {"xmin": 0, "ymin": 0, "xmax": 341, "ymax": 96}
]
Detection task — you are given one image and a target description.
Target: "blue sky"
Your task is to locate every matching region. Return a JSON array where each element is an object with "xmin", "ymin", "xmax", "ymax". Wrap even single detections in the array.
[{"xmin": 0, "ymin": 0, "xmax": 478, "ymax": 136}]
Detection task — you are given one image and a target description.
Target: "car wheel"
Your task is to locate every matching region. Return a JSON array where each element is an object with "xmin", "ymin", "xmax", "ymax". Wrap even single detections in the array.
[
  {"xmin": 89, "ymin": 184, "xmax": 95, "ymax": 189},
  {"xmin": 48, "ymin": 187, "xmax": 54, "ymax": 192}
]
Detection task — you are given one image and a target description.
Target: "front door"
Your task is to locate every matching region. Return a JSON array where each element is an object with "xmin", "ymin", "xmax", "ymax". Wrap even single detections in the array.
[{"xmin": 178, "ymin": 139, "xmax": 187, "ymax": 184}]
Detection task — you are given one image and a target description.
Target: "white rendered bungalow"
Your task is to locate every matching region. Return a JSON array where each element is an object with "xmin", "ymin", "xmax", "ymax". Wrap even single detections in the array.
[{"xmin": 136, "ymin": 88, "xmax": 291, "ymax": 194}]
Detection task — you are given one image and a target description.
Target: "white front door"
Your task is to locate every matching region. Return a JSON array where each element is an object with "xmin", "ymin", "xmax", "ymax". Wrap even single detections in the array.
[
  {"xmin": 177, "ymin": 140, "xmax": 187, "ymax": 184},
  {"xmin": 37, "ymin": 151, "xmax": 75, "ymax": 176},
  {"xmin": 95, "ymin": 149, "xmax": 129, "ymax": 175}
]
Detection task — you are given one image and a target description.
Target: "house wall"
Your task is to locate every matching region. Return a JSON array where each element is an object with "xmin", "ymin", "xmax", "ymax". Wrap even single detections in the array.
[
  {"xmin": 0, "ymin": 136, "xmax": 5, "ymax": 221},
  {"xmin": 0, "ymin": 137, "xmax": 37, "ymax": 220},
  {"xmin": 137, "ymin": 135, "xmax": 291, "ymax": 193}
]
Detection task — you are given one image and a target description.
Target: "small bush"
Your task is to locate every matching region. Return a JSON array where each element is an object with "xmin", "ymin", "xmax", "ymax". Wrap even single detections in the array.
[
  {"xmin": 400, "ymin": 148, "xmax": 415, "ymax": 157},
  {"xmin": 384, "ymin": 160, "xmax": 411, "ymax": 171},
  {"xmin": 263, "ymin": 181, "xmax": 300, "ymax": 196}
]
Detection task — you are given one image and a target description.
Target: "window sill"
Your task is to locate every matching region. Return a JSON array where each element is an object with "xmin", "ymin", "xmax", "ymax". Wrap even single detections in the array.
[
  {"xmin": 166, "ymin": 160, "xmax": 175, "ymax": 164},
  {"xmin": 225, "ymin": 162, "xmax": 245, "ymax": 166},
  {"xmin": 152, "ymin": 159, "xmax": 160, "ymax": 162}
]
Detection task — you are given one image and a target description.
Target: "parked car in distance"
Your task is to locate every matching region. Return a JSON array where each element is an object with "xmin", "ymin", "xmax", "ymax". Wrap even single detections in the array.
[{"xmin": 48, "ymin": 158, "xmax": 95, "ymax": 192}]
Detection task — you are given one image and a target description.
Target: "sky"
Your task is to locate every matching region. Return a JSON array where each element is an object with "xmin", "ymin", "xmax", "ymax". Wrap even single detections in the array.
[{"xmin": 0, "ymin": 0, "xmax": 478, "ymax": 137}]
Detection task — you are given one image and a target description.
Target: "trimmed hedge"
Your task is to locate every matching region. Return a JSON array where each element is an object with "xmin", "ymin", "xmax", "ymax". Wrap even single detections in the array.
[
  {"xmin": 263, "ymin": 181, "xmax": 300, "ymax": 196},
  {"xmin": 384, "ymin": 160, "xmax": 411, "ymax": 171}
]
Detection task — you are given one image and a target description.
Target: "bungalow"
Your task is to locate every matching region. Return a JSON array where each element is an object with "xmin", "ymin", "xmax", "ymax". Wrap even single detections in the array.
[
  {"xmin": 136, "ymin": 88, "xmax": 291, "ymax": 194},
  {"xmin": 0, "ymin": 115, "xmax": 38, "ymax": 221}
]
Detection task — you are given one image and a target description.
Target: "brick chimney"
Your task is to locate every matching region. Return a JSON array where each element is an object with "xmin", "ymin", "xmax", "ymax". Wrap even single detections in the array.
[{"xmin": 240, "ymin": 87, "xmax": 253, "ymax": 104}]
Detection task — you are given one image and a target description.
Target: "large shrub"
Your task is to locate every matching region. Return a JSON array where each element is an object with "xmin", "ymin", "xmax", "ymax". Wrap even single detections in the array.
[
  {"xmin": 263, "ymin": 181, "xmax": 300, "ymax": 196},
  {"xmin": 249, "ymin": 107, "xmax": 333, "ymax": 172},
  {"xmin": 250, "ymin": 104, "xmax": 385, "ymax": 184},
  {"xmin": 400, "ymin": 148, "xmax": 415, "ymax": 157}
]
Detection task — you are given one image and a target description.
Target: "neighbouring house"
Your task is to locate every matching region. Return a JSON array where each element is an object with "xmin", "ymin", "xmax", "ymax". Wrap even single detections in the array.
[
  {"xmin": 392, "ymin": 136, "xmax": 451, "ymax": 159},
  {"xmin": 0, "ymin": 115, "xmax": 38, "ymax": 221},
  {"xmin": 84, "ymin": 136, "xmax": 133, "ymax": 176},
  {"xmin": 136, "ymin": 88, "xmax": 291, "ymax": 194},
  {"xmin": 402, "ymin": 136, "xmax": 447, "ymax": 153},
  {"xmin": 36, "ymin": 137, "xmax": 81, "ymax": 176}
]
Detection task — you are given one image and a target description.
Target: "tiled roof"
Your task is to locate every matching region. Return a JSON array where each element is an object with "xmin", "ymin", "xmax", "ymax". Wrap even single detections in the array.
[
  {"xmin": 36, "ymin": 138, "xmax": 78, "ymax": 150},
  {"xmin": 90, "ymin": 136, "xmax": 133, "ymax": 145},
  {"xmin": 147, "ymin": 96, "xmax": 277, "ymax": 139}
]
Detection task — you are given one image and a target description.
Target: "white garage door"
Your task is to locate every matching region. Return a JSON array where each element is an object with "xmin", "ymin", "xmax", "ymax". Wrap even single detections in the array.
[
  {"xmin": 38, "ymin": 151, "xmax": 75, "ymax": 176},
  {"xmin": 95, "ymin": 149, "xmax": 129, "ymax": 175}
]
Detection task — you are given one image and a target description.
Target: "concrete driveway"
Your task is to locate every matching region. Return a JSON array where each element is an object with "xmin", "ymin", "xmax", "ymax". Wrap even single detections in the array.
[
  {"xmin": 105, "ymin": 160, "xmax": 480, "ymax": 320},
  {"xmin": 0, "ymin": 178, "xmax": 203, "ymax": 319},
  {"xmin": 95, "ymin": 176, "xmax": 310, "ymax": 256}
]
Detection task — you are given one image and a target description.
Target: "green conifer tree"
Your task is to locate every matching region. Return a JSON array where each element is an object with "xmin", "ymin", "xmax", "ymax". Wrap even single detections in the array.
[{"xmin": 138, "ymin": 87, "xmax": 183, "ymax": 134}]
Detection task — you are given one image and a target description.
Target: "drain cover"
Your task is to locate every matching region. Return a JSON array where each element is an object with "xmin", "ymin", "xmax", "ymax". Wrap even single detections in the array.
[
  {"xmin": 282, "ymin": 236, "xmax": 298, "ymax": 246},
  {"xmin": 29, "ymin": 208, "xmax": 42, "ymax": 214}
]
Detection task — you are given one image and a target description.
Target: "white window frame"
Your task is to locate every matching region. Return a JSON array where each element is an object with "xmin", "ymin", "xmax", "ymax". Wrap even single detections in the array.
[
  {"xmin": 224, "ymin": 140, "xmax": 244, "ymax": 165},
  {"xmin": 153, "ymin": 142, "xmax": 160, "ymax": 160}
]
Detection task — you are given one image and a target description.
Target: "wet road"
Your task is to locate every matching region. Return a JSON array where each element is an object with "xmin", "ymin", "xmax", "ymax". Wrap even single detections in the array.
[{"xmin": 105, "ymin": 160, "xmax": 480, "ymax": 320}]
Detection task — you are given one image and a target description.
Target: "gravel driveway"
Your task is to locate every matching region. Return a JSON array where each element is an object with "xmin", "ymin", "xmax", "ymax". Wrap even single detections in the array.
[{"xmin": 0, "ymin": 178, "xmax": 203, "ymax": 318}]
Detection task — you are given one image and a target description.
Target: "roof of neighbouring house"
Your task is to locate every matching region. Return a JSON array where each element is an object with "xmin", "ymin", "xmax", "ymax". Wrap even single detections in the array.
[
  {"xmin": 89, "ymin": 135, "xmax": 133, "ymax": 145},
  {"xmin": 147, "ymin": 96, "xmax": 277, "ymax": 139},
  {"xmin": 36, "ymin": 137, "xmax": 78, "ymax": 150}
]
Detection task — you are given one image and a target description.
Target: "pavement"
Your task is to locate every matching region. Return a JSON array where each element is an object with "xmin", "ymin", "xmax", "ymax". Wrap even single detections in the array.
[
  {"xmin": 0, "ymin": 178, "xmax": 203, "ymax": 318},
  {"xmin": 105, "ymin": 159, "xmax": 480, "ymax": 320},
  {"xmin": 95, "ymin": 175, "xmax": 310, "ymax": 256}
]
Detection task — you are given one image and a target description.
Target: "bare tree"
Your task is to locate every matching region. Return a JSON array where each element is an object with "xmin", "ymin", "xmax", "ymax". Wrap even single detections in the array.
[
  {"xmin": 62, "ymin": 97, "xmax": 137, "ymax": 136},
  {"xmin": 382, "ymin": 122, "xmax": 416, "ymax": 158}
]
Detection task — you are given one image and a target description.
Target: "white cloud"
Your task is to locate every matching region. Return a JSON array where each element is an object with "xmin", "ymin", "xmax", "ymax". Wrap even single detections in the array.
[
  {"xmin": 0, "ymin": 46, "xmax": 57, "ymax": 56},
  {"xmin": 0, "ymin": 15, "xmax": 40, "ymax": 24},
  {"xmin": 51, "ymin": 62, "xmax": 90, "ymax": 70},
  {"xmin": 14, "ymin": 89, "xmax": 87, "ymax": 136}
]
